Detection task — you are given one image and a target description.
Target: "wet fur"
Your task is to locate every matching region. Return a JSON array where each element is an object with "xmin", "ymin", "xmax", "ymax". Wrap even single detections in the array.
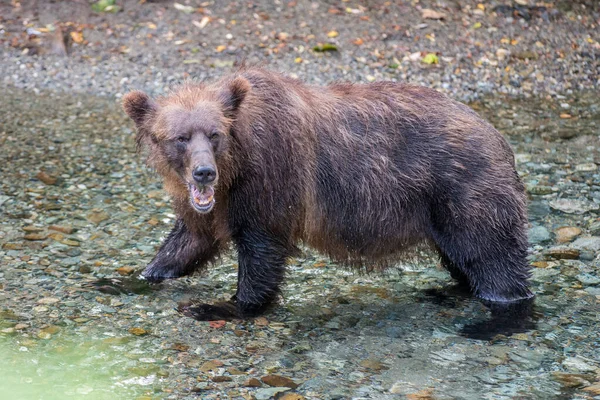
[{"xmin": 123, "ymin": 67, "xmax": 532, "ymax": 319}]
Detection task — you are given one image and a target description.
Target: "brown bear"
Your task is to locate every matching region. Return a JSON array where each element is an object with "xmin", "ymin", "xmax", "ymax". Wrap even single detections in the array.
[{"xmin": 122, "ymin": 67, "xmax": 532, "ymax": 320}]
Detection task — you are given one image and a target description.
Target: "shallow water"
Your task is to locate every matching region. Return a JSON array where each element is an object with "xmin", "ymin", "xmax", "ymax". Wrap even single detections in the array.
[{"xmin": 0, "ymin": 89, "xmax": 599, "ymax": 399}]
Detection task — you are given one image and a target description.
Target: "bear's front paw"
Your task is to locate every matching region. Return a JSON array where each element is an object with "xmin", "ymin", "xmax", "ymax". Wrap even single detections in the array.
[
  {"xmin": 141, "ymin": 264, "xmax": 184, "ymax": 283},
  {"xmin": 177, "ymin": 301, "xmax": 238, "ymax": 321}
]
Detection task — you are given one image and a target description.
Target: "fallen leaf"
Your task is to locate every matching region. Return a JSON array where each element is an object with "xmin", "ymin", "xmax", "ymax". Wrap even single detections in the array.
[
  {"xmin": 313, "ymin": 43, "xmax": 338, "ymax": 52},
  {"xmin": 422, "ymin": 53, "xmax": 439, "ymax": 64},
  {"xmin": 174, "ymin": 2, "xmax": 195, "ymax": 14},
  {"xmin": 215, "ymin": 45, "xmax": 226, "ymax": 52},
  {"xmin": 192, "ymin": 16, "xmax": 210, "ymax": 29},
  {"xmin": 473, "ymin": 22, "xmax": 482, "ymax": 29},
  {"xmin": 352, "ymin": 38, "xmax": 364, "ymax": 45},
  {"xmin": 421, "ymin": 9, "xmax": 446, "ymax": 20},
  {"xmin": 327, "ymin": 30, "xmax": 339, "ymax": 38},
  {"xmin": 560, "ymin": 113, "xmax": 572, "ymax": 119}
]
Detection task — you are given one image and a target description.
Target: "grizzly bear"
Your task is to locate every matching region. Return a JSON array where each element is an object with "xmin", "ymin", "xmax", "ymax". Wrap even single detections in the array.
[{"xmin": 122, "ymin": 67, "xmax": 532, "ymax": 320}]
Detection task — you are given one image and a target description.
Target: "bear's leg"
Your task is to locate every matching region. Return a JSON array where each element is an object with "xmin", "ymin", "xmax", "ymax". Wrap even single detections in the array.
[
  {"xmin": 432, "ymin": 219, "xmax": 533, "ymax": 303},
  {"xmin": 180, "ymin": 229, "xmax": 288, "ymax": 320},
  {"xmin": 233, "ymin": 230, "xmax": 288, "ymax": 317},
  {"xmin": 438, "ymin": 251, "xmax": 470, "ymax": 287},
  {"xmin": 141, "ymin": 219, "xmax": 218, "ymax": 282}
]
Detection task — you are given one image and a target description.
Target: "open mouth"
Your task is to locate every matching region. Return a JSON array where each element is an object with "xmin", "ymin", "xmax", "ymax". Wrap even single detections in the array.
[{"xmin": 189, "ymin": 184, "xmax": 215, "ymax": 213}]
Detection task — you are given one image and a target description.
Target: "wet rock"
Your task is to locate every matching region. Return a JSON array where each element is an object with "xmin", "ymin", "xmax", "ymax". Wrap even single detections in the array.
[
  {"xmin": 576, "ymin": 273, "xmax": 600, "ymax": 285},
  {"xmin": 528, "ymin": 201, "xmax": 551, "ymax": 219},
  {"xmin": 529, "ymin": 226, "xmax": 551, "ymax": 244},
  {"xmin": 562, "ymin": 357, "xmax": 597, "ymax": 372},
  {"xmin": 128, "ymin": 327, "xmax": 148, "ymax": 336},
  {"xmin": 255, "ymin": 387, "xmax": 290, "ymax": 400},
  {"xmin": 211, "ymin": 376, "xmax": 232, "ymax": 382},
  {"xmin": 200, "ymin": 360, "xmax": 224, "ymax": 372},
  {"xmin": 279, "ymin": 394, "xmax": 306, "ymax": 400},
  {"xmin": 575, "ymin": 163, "xmax": 597, "ymax": 172},
  {"xmin": 589, "ymin": 221, "xmax": 600, "ymax": 235},
  {"xmin": 583, "ymin": 385, "xmax": 600, "ymax": 395},
  {"xmin": 243, "ymin": 378, "xmax": 262, "ymax": 387},
  {"xmin": 49, "ymin": 225, "xmax": 75, "ymax": 234},
  {"xmin": 261, "ymin": 375, "xmax": 299, "ymax": 389},
  {"xmin": 551, "ymin": 372, "xmax": 591, "ymax": 388},
  {"xmin": 24, "ymin": 233, "xmax": 48, "ymax": 241},
  {"xmin": 543, "ymin": 247, "xmax": 580, "ymax": 260},
  {"xmin": 37, "ymin": 297, "xmax": 60, "ymax": 305},
  {"xmin": 117, "ymin": 266, "xmax": 136, "ymax": 276},
  {"xmin": 36, "ymin": 171, "xmax": 57, "ymax": 185},
  {"xmin": 555, "ymin": 227, "xmax": 582, "ymax": 243},
  {"xmin": 359, "ymin": 359, "xmax": 389, "ymax": 371},
  {"xmin": 549, "ymin": 199, "xmax": 599, "ymax": 214},
  {"xmin": 570, "ymin": 237, "xmax": 600, "ymax": 252},
  {"xmin": 87, "ymin": 211, "xmax": 110, "ymax": 224}
]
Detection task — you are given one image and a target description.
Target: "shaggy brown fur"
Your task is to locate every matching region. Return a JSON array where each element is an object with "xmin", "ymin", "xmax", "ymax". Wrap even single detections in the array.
[{"xmin": 123, "ymin": 67, "xmax": 532, "ymax": 320}]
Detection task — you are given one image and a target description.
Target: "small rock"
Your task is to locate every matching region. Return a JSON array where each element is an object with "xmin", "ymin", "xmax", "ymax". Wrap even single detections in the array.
[
  {"xmin": 551, "ymin": 372, "xmax": 591, "ymax": 388},
  {"xmin": 37, "ymin": 297, "xmax": 60, "ymax": 305},
  {"xmin": 562, "ymin": 357, "xmax": 597, "ymax": 372},
  {"xmin": 261, "ymin": 375, "xmax": 299, "ymax": 389},
  {"xmin": 243, "ymin": 378, "xmax": 262, "ymax": 387},
  {"xmin": 87, "ymin": 211, "xmax": 109, "ymax": 225},
  {"xmin": 529, "ymin": 226, "xmax": 551, "ymax": 244},
  {"xmin": 61, "ymin": 239, "xmax": 80, "ymax": 247},
  {"xmin": 583, "ymin": 385, "xmax": 600, "ymax": 395},
  {"xmin": 575, "ymin": 163, "xmax": 597, "ymax": 172},
  {"xmin": 549, "ymin": 199, "xmax": 599, "ymax": 214},
  {"xmin": 128, "ymin": 327, "xmax": 148, "ymax": 336},
  {"xmin": 570, "ymin": 237, "xmax": 600, "ymax": 252},
  {"xmin": 254, "ymin": 317, "xmax": 269, "ymax": 326},
  {"xmin": 211, "ymin": 376, "xmax": 232, "ymax": 383},
  {"xmin": 255, "ymin": 387, "xmax": 290, "ymax": 400},
  {"xmin": 14, "ymin": 323, "xmax": 28, "ymax": 330},
  {"xmin": 117, "ymin": 266, "xmax": 136, "ymax": 276},
  {"xmin": 280, "ymin": 395, "xmax": 305, "ymax": 400},
  {"xmin": 200, "ymin": 360, "xmax": 224, "ymax": 372},
  {"xmin": 36, "ymin": 171, "xmax": 57, "ymax": 185},
  {"xmin": 359, "ymin": 359, "xmax": 389, "ymax": 371},
  {"xmin": 555, "ymin": 227, "xmax": 582, "ymax": 243},
  {"xmin": 543, "ymin": 247, "xmax": 580, "ymax": 260},
  {"xmin": 49, "ymin": 225, "xmax": 74, "ymax": 234},
  {"xmin": 24, "ymin": 233, "xmax": 47, "ymax": 241}
]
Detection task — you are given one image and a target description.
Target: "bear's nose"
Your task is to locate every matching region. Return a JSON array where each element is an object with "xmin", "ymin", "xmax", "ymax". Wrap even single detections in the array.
[{"xmin": 192, "ymin": 166, "xmax": 216, "ymax": 185}]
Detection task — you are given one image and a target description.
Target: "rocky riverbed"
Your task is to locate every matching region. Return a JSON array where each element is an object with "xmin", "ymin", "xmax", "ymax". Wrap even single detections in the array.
[{"xmin": 1, "ymin": 1, "xmax": 599, "ymax": 399}]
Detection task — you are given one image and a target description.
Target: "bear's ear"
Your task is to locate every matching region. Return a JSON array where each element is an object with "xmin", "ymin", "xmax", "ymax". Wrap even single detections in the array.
[
  {"xmin": 122, "ymin": 91, "xmax": 157, "ymax": 127},
  {"xmin": 218, "ymin": 77, "xmax": 250, "ymax": 117}
]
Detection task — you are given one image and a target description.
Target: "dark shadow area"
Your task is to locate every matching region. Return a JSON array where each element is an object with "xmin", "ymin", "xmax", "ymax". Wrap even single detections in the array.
[{"xmin": 89, "ymin": 271, "xmax": 154, "ymax": 295}]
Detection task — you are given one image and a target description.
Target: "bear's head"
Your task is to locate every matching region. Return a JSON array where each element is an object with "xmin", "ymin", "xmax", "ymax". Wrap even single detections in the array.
[{"xmin": 122, "ymin": 77, "xmax": 250, "ymax": 214}]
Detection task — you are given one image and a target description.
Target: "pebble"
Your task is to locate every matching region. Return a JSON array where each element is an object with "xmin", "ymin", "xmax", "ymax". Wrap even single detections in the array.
[
  {"xmin": 243, "ymin": 378, "xmax": 262, "ymax": 387},
  {"xmin": 555, "ymin": 227, "xmax": 582, "ymax": 243},
  {"xmin": 549, "ymin": 199, "xmax": 599, "ymax": 214},
  {"xmin": 562, "ymin": 357, "xmax": 597, "ymax": 372},
  {"xmin": 529, "ymin": 226, "xmax": 551, "ymax": 244},
  {"xmin": 261, "ymin": 375, "xmax": 299, "ymax": 389},
  {"xmin": 543, "ymin": 247, "xmax": 580, "ymax": 260},
  {"xmin": 570, "ymin": 237, "xmax": 600, "ymax": 252},
  {"xmin": 255, "ymin": 387, "xmax": 290, "ymax": 400}
]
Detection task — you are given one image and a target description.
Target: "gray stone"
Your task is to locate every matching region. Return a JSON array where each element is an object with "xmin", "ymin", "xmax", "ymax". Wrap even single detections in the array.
[
  {"xmin": 571, "ymin": 237, "xmax": 600, "ymax": 252},
  {"xmin": 529, "ymin": 226, "xmax": 551, "ymax": 244},
  {"xmin": 254, "ymin": 387, "xmax": 289, "ymax": 400}
]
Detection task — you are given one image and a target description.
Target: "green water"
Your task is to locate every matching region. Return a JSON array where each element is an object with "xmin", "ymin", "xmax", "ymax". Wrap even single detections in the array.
[{"xmin": 0, "ymin": 332, "xmax": 158, "ymax": 400}]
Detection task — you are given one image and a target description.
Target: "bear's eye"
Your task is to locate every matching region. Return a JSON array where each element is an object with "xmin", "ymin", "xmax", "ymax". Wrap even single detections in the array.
[
  {"xmin": 176, "ymin": 136, "xmax": 189, "ymax": 143},
  {"xmin": 208, "ymin": 131, "xmax": 219, "ymax": 141}
]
